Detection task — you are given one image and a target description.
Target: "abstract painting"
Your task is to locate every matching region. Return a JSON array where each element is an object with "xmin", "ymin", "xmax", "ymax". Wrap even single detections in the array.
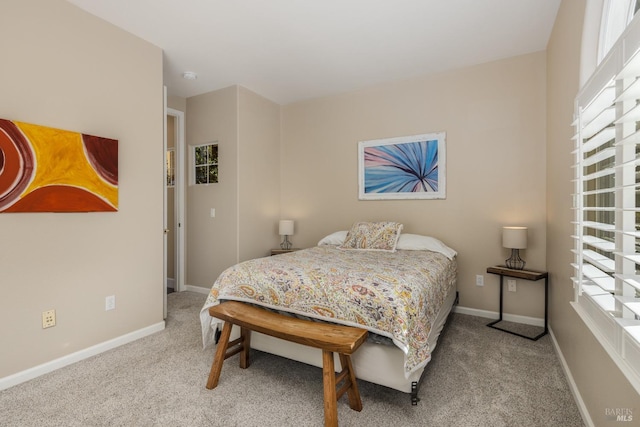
[
  {"xmin": 358, "ymin": 132, "xmax": 445, "ymax": 200},
  {"xmin": 0, "ymin": 118, "xmax": 118, "ymax": 212}
]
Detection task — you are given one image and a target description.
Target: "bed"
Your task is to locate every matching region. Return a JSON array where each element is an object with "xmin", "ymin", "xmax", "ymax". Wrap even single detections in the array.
[{"xmin": 200, "ymin": 222, "xmax": 457, "ymax": 403}]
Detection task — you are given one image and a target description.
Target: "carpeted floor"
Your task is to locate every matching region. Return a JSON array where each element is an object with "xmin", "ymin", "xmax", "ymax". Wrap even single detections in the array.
[{"xmin": 0, "ymin": 291, "xmax": 584, "ymax": 426}]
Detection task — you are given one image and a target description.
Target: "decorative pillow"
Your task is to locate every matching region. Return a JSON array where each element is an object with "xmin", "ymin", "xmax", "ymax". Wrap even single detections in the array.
[
  {"xmin": 339, "ymin": 222, "xmax": 403, "ymax": 252},
  {"xmin": 317, "ymin": 231, "xmax": 348, "ymax": 246},
  {"xmin": 396, "ymin": 234, "xmax": 457, "ymax": 259}
]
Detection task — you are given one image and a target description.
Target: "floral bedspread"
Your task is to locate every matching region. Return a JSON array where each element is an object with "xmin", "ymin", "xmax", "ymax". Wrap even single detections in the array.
[{"xmin": 200, "ymin": 245, "xmax": 456, "ymax": 377}]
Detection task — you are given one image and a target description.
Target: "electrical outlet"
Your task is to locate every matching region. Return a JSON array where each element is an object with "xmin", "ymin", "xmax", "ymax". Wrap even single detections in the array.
[
  {"xmin": 508, "ymin": 279, "xmax": 517, "ymax": 292},
  {"xmin": 105, "ymin": 295, "xmax": 116, "ymax": 311},
  {"xmin": 476, "ymin": 275, "xmax": 484, "ymax": 286},
  {"xmin": 42, "ymin": 309, "xmax": 56, "ymax": 328}
]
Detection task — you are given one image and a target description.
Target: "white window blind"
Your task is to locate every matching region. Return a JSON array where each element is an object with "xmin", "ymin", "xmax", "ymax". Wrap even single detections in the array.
[{"xmin": 573, "ymin": 13, "xmax": 640, "ymax": 394}]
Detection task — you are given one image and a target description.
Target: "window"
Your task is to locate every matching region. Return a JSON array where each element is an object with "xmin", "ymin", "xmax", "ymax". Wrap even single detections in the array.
[
  {"xmin": 192, "ymin": 143, "xmax": 218, "ymax": 184},
  {"xmin": 598, "ymin": 0, "xmax": 640, "ymax": 62},
  {"xmin": 166, "ymin": 148, "xmax": 175, "ymax": 187},
  {"xmin": 573, "ymin": 4, "xmax": 640, "ymax": 394}
]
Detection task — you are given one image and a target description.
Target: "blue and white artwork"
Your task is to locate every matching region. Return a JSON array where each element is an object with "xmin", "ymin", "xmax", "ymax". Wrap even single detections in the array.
[{"xmin": 358, "ymin": 132, "xmax": 446, "ymax": 200}]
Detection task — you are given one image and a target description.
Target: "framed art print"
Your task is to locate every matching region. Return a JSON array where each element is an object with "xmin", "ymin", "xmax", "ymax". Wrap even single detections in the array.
[
  {"xmin": 358, "ymin": 132, "xmax": 446, "ymax": 200},
  {"xmin": 0, "ymin": 118, "xmax": 118, "ymax": 212}
]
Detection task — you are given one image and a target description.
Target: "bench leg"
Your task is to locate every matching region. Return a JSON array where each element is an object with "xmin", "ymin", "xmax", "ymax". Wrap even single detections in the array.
[
  {"xmin": 206, "ymin": 321, "xmax": 232, "ymax": 389},
  {"xmin": 339, "ymin": 354, "xmax": 363, "ymax": 412},
  {"xmin": 322, "ymin": 350, "xmax": 338, "ymax": 427},
  {"xmin": 206, "ymin": 322, "xmax": 252, "ymax": 390},
  {"xmin": 239, "ymin": 327, "xmax": 251, "ymax": 369}
]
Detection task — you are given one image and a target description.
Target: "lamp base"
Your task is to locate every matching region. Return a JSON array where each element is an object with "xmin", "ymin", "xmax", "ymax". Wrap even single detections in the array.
[
  {"xmin": 280, "ymin": 236, "xmax": 292, "ymax": 250},
  {"xmin": 505, "ymin": 249, "xmax": 525, "ymax": 270}
]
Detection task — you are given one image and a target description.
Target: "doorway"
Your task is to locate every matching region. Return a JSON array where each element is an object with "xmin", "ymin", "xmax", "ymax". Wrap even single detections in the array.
[{"xmin": 164, "ymin": 107, "xmax": 186, "ymax": 318}]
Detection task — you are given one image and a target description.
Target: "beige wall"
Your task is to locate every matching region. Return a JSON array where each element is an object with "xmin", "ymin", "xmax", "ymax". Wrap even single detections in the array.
[
  {"xmin": 168, "ymin": 95, "xmax": 187, "ymax": 113},
  {"xmin": 185, "ymin": 86, "xmax": 281, "ymax": 289},
  {"xmin": 547, "ymin": 1, "xmax": 640, "ymax": 425},
  {"xmin": 281, "ymin": 53, "xmax": 548, "ymax": 317},
  {"xmin": 186, "ymin": 86, "xmax": 239, "ymax": 287},
  {"xmin": 237, "ymin": 87, "xmax": 281, "ymax": 261},
  {"xmin": 0, "ymin": 0, "xmax": 164, "ymax": 377}
]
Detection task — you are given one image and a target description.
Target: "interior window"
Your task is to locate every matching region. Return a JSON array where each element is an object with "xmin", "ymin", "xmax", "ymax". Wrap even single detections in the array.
[{"xmin": 193, "ymin": 142, "xmax": 219, "ymax": 185}]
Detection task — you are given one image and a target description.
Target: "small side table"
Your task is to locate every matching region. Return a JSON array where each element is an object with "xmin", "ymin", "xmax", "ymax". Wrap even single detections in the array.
[
  {"xmin": 270, "ymin": 248, "xmax": 300, "ymax": 256},
  {"xmin": 486, "ymin": 266, "xmax": 548, "ymax": 341}
]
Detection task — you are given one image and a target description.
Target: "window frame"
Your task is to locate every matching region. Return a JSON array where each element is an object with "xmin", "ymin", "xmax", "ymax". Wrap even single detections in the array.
[
  {"xmin": 573, "ymin": 5, "xmax": 640, "ymax": 395},
  {"xmin": 191, "ymin": 142, "xmax": 219, "ymax": 185},
  {"xmin": 597, "ymin": 0, "xmax": 639, "ymax": 63}
]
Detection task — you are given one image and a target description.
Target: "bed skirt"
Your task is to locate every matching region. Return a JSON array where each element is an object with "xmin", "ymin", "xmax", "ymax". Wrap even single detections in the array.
[{"xmin": 221, "ymin": 284, "xmax": 457, "ymax": 394}]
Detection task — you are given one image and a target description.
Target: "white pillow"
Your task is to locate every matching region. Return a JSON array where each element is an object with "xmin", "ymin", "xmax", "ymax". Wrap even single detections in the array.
[
  {"xmin": 317, "ymin": 231, "xmax": 348, "ymax": 246},
  {"xmin": 396, "ymin": 234, "xmax": 457, "ymax": 259}
]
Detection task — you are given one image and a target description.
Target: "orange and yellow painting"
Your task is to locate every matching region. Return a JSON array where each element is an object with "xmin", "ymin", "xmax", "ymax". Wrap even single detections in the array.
[{"xmin": 0, "ymin": 119, "xmax": 118, "ymax": 212}]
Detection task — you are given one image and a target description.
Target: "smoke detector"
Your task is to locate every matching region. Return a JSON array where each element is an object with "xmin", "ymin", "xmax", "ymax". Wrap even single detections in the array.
[{"xmin": 182, "ymin": 71, "xmax": 198, "ymax": 80}]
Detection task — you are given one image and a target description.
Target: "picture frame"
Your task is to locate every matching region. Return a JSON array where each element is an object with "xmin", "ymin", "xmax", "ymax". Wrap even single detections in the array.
[
  {"xmin": 358, "ymin": 132, "xmax": 446, "ymax": 200},
  {"xmin": 0, "ymin": 118, "xmax": 118, "ymax": 213}
]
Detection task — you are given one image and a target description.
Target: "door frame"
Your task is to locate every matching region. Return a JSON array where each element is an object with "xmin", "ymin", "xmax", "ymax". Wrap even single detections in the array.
[
  {"xmin": 164, "ymin": 105, "xmax": 186, "ymax": 317},
  {"xmin": 168, "ymin": 107, "xmax": 186, "ymax": 293}
]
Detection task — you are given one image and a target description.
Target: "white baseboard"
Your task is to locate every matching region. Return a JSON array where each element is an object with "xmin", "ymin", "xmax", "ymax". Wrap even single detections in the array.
[
  {"xmin": 0, "ymin": 321, "xmax": 165, "ymax": 391},
  {"xmin": 166, "ymin": 278, "xmax": 176, "ymax": 289},
  {"xmin": 184, "ymin": 284, "xmax": 210, "ymax": 295},
  {"xmin": 548, "ymin": 327, "xmax": 593, "ymax": 427},
  {"xmin": 454, "ymin": 305, "xmax": 544, "ymax": 327}
]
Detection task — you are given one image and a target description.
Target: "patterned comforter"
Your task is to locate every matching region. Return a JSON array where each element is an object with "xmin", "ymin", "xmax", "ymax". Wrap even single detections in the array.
[{"xmin": 200, "ymin": 245, "xmax": 457, "ymax": 377}]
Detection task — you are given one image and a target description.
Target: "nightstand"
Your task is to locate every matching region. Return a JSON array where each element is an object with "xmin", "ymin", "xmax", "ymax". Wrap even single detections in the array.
[
  {"xmin": 270, "ymin": 248, "xmax": 300, "ymax": 256},
  {"xmin": 486, "ymin": 266, "xmax": 548, "ymax": 341}
]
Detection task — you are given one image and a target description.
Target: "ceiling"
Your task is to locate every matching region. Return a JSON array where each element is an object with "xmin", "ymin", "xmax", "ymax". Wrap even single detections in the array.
[{"xmin": 67, "ymin": 0, "xmax": 561, "ymax": 105}]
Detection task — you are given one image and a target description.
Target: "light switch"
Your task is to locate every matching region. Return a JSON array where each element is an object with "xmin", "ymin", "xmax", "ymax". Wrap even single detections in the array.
[{"xmin": 210, "ymin": 208, "xmax": 216, "ymax": 218}]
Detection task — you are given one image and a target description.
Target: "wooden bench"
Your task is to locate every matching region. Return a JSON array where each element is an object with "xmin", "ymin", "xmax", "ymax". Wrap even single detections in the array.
[{"xmin": 205, "ymin": 301, "xmax": 368, "ymax": 427}]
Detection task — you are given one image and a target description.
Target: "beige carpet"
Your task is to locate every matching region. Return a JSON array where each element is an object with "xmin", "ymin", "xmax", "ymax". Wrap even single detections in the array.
[{"xmin": 0, "ymin": 291, "xmax": 584, "ymax": 426}]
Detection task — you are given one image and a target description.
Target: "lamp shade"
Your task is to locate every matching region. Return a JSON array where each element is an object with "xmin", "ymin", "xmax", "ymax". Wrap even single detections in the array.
[
  {"xmin": 502, "ymin": 226, "xmax": 527, "ymax": 249},
  {"xmin": 279, "ymin": 220, "xmax": 294, "ymax": 236}
]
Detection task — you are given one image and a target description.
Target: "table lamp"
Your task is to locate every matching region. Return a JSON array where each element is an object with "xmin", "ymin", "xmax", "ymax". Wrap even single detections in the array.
[
  {"xmin": 279, "ymin": 220, "xmax": 294, "ymax": 250},
  {"xmin": 503, "ymin": 226, "xmax": 527, "ymax": 270}
]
